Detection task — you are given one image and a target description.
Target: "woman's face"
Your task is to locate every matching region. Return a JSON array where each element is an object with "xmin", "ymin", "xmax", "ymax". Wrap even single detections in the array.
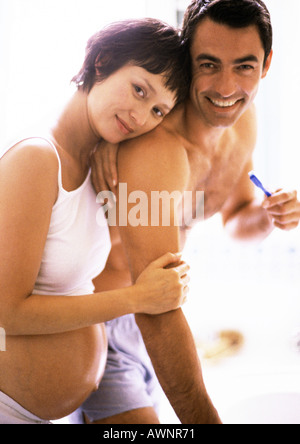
[{"xmin": 86, "ymin": 65, "xmax": 176, "ymax": 143}]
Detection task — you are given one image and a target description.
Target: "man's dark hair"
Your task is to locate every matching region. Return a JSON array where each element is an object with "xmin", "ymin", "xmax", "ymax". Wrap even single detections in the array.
[
  {"xmin": 181, "ymin": 0, "xmax": 273, "ymax": 66},
  {"xmin": 72, "ymin": 18, "xmax": 190, "ymax": 104}
]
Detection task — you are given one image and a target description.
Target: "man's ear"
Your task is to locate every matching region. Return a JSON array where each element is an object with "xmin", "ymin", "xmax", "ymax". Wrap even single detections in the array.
[{"xmin": 261, "ymin": 49, "xmax": 273, "ymax": 79}]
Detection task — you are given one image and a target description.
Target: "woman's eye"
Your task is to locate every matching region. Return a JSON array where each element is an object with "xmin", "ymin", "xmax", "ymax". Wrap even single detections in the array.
[
  {"xmin": 134, "ymin": 85, "xmax": 145, "ymax": 98},
  {"xmin": 153, "ymin": 108, "xmax": 163, "ymax": 118}
]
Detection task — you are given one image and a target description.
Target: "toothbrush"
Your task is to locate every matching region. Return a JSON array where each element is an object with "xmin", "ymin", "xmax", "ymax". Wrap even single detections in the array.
[{"xmin": 248, "ymin": 171, "xmax": 272, "ymax": 197}]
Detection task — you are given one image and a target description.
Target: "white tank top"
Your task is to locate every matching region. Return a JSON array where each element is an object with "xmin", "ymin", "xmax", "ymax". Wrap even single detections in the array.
[{"xmin": 0, "ymin": 137, "xmax": 111, "ymax": 296}]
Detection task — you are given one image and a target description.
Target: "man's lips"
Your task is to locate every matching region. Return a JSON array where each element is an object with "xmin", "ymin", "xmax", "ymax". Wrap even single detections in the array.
[
  {"xmin": 206, "ymin": 96, "xmax": 243, "ymax": 110},
  {"xmin": 116, "ymin": 116, "xmax": 134, "ymax": 135}
]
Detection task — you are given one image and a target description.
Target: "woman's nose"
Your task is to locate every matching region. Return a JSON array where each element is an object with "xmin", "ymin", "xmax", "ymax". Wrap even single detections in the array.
[{"xmin": 130, "ymin": 106, "xmax": 149, "ymax": 127}]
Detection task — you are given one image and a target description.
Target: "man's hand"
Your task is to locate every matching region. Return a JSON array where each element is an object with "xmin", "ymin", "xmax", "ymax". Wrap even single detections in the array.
[
  {"xmin": 262, "ymin": 189, "xmax": 300, "ymax": 231},
  {"xmin": 90, "ymin": 141, "xmax": 119, "ymax": 195}
]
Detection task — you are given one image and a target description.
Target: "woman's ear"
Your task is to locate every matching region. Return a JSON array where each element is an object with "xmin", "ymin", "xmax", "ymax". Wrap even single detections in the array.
[
  {"xmin": 95, "ymin": 53, "xmax": 111, "ymax": 76},
  {"xmin": 95, "ymin": 55, "xmax": 102, "ymax": 75}
]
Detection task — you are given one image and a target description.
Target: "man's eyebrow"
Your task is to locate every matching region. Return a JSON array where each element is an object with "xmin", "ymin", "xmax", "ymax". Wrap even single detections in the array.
[
  {"xmin": 195, "ymin": 53, "xmax": 259, "ymax": 64},
  {"xmin": 195, "ymin": 54, "xmax": 221, "ymax": 64},
  {"xmin": 233, "ymin": 55, "xmax": 259, "ymax": 64}
]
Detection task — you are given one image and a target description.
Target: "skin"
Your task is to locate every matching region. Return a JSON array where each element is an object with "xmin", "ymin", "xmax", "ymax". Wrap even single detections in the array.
[
  {"xmin": 87, "ymin": 65, "xmax": 175, "ymax": 144},
  {"xmin": 0, "ymin": 65, "xmax": 189, "ymax": 421},
  {"xmin": 90, "ymin": 19, "xmax": 300, "ymax": 424}
]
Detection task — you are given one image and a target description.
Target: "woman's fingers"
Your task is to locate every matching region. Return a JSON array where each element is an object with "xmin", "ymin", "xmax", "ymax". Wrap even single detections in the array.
[
  {"xmin": 174, "ymin": 262, "xmax": 190, "ymax": 278},
  {"xmin": 108, "ymin": 143, "xmax": 119, "ymax": 189},
  {"xmin": 149, "ymin": 252, "xmax": 183, "ymax": 269},
  {"xmin": 180, "ymin": 273, "xmax": 190, "ymax": 286},
  {"xmin": 90, "ymin": 142, "xmax": 119, "ymax": 195},
  {"xmin": 91, "ymin": 152, "xmax": 107, "ymax": 194}
]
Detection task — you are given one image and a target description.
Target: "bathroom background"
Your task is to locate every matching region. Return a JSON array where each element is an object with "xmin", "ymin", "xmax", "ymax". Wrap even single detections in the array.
[{"xmin": 0, "ymin": 0, "xmax": 299, "ymax": 424}]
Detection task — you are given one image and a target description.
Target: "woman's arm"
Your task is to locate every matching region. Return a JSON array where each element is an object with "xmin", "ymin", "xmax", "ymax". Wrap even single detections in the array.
[
  {"xmin": 0, "ymin": 141, "xmax": 188, "ymax": 336},
  {"xmin": 92, "ymin": 226, "xmax": 133, "ymax": 293},
  {"xmin": 4, "ymin": 286, "xmax": 146, "ymax": 336},
  {"xmin": 6, "ymin": 250, "xmax": 188, "ymax": 336}
]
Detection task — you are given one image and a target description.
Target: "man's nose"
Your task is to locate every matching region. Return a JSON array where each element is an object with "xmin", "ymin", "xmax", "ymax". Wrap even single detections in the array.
[{"xmin": 213, "ymin": 70, "xmax": 237, "ymax": 98}]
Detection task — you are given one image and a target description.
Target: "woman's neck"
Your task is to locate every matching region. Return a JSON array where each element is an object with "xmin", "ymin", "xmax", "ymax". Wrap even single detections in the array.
[{"xmin": 50, "ymin": 89, "xmax": 101, "ymax": 167}]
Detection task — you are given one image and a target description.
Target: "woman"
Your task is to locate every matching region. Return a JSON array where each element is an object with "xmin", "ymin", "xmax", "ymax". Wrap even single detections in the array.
[{"xmin": 0, "ymin": 19, "xmax": 190, "ymax": 424}]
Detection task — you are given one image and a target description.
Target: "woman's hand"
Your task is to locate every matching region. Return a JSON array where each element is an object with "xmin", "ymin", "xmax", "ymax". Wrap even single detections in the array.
[
  {"xmin": 133, "ymin": 252, "xmax": 190, "ymax": 315},
  {"xmin": 90, "ymin": 141, "xmax": 119, "ymax": 195}
]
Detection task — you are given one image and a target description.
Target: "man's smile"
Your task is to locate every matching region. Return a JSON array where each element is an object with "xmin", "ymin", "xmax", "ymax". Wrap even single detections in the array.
[{"xmin": 206, "ymin": 97, "xmax": 243, "ymax": 109}]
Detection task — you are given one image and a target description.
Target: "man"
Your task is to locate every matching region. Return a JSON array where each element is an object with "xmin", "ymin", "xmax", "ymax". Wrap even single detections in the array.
[{"xmin": 76, "ymin": 0, "xmax": 300, "ymax": 425}]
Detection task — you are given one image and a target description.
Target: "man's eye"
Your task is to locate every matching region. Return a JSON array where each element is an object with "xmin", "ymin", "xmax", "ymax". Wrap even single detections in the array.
[
  {"xmin": 239, "ymin": 65, "xmax": 254, "ymax": 71},
  {"xmin": 200, "ymin": 63, "xmax": 216, "ymax": 70}
]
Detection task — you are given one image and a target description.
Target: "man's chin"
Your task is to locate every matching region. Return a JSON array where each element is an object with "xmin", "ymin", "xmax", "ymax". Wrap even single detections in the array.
[{"xmin": 204, "ymin": 106, "xmax": 248, "ymax": 128}]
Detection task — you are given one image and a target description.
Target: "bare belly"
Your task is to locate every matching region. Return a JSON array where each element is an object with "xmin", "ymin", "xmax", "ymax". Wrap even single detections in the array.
[{"xmin": 0, "ymin": 324, "xmax": 107, "ymax": 420}]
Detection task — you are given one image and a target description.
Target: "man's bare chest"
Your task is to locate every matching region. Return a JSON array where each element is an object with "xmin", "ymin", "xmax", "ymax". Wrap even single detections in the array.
[{"xmin": 179, "ymin": 141, "xmax": 250, "ymax": 227}]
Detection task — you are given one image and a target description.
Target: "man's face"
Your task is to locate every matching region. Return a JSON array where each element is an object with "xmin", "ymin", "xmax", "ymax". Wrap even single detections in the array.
[{"xmin": 189, "ymin": 18, "xmax": 272, "ymax": 128}]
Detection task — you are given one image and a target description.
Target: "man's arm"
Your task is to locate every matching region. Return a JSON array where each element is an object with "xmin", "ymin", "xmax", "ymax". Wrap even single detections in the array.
[
  {"xmin": 117, "ymin": 131, "xmax": 221, "ymax": 424},
  {"xmin": 222, "ymin": 104, "xmax": 300, "ymax": 240},
  {"xmin": 222, "ymin": 160, "xmax": 300, "ymax": 241},
  {"xmin": 221, "ymin": 160, "xmax": 274, "ymax": 242}
]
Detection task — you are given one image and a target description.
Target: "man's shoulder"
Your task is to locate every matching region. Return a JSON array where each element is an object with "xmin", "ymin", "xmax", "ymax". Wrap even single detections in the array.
[
  {"xmin": 118, "ymin": 125, "xmax": 189, "ymax": 192},
  {"xmin": 120, "ymin": 124, "xmax": 186, "ymax": 160}
]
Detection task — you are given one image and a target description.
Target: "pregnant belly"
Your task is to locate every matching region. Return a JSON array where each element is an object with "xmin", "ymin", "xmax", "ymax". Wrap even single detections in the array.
[{"xmin": 0, "ymin": 324, "xmax": 107, "ymax": 420}]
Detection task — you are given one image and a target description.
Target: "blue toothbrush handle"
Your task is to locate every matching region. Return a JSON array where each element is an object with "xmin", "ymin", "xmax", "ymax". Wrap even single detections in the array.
[{"xmin": 248, "ymin": 172, "xmax": 272, "ymax": 197}]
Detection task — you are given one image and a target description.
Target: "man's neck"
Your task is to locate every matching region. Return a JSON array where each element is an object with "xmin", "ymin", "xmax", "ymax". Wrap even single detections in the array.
[{"xmin": 181, "ymin": 99, "xmax": 227, "ymax": 156}]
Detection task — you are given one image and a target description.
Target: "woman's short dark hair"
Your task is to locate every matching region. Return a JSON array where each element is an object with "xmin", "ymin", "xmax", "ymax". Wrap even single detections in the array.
[
  {"xmin": 72, "ymin": 18, "xmax": 190, "ymax": 104},
  {"xmin": 181, "ymin": 0, "xmax": 273, "ymax": 66}
]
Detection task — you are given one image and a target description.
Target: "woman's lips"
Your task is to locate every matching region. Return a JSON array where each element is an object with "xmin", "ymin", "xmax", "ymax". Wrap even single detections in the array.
[{"xmin": 116, "ymin": 116, "xmax": 134, "ymax": 135}]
